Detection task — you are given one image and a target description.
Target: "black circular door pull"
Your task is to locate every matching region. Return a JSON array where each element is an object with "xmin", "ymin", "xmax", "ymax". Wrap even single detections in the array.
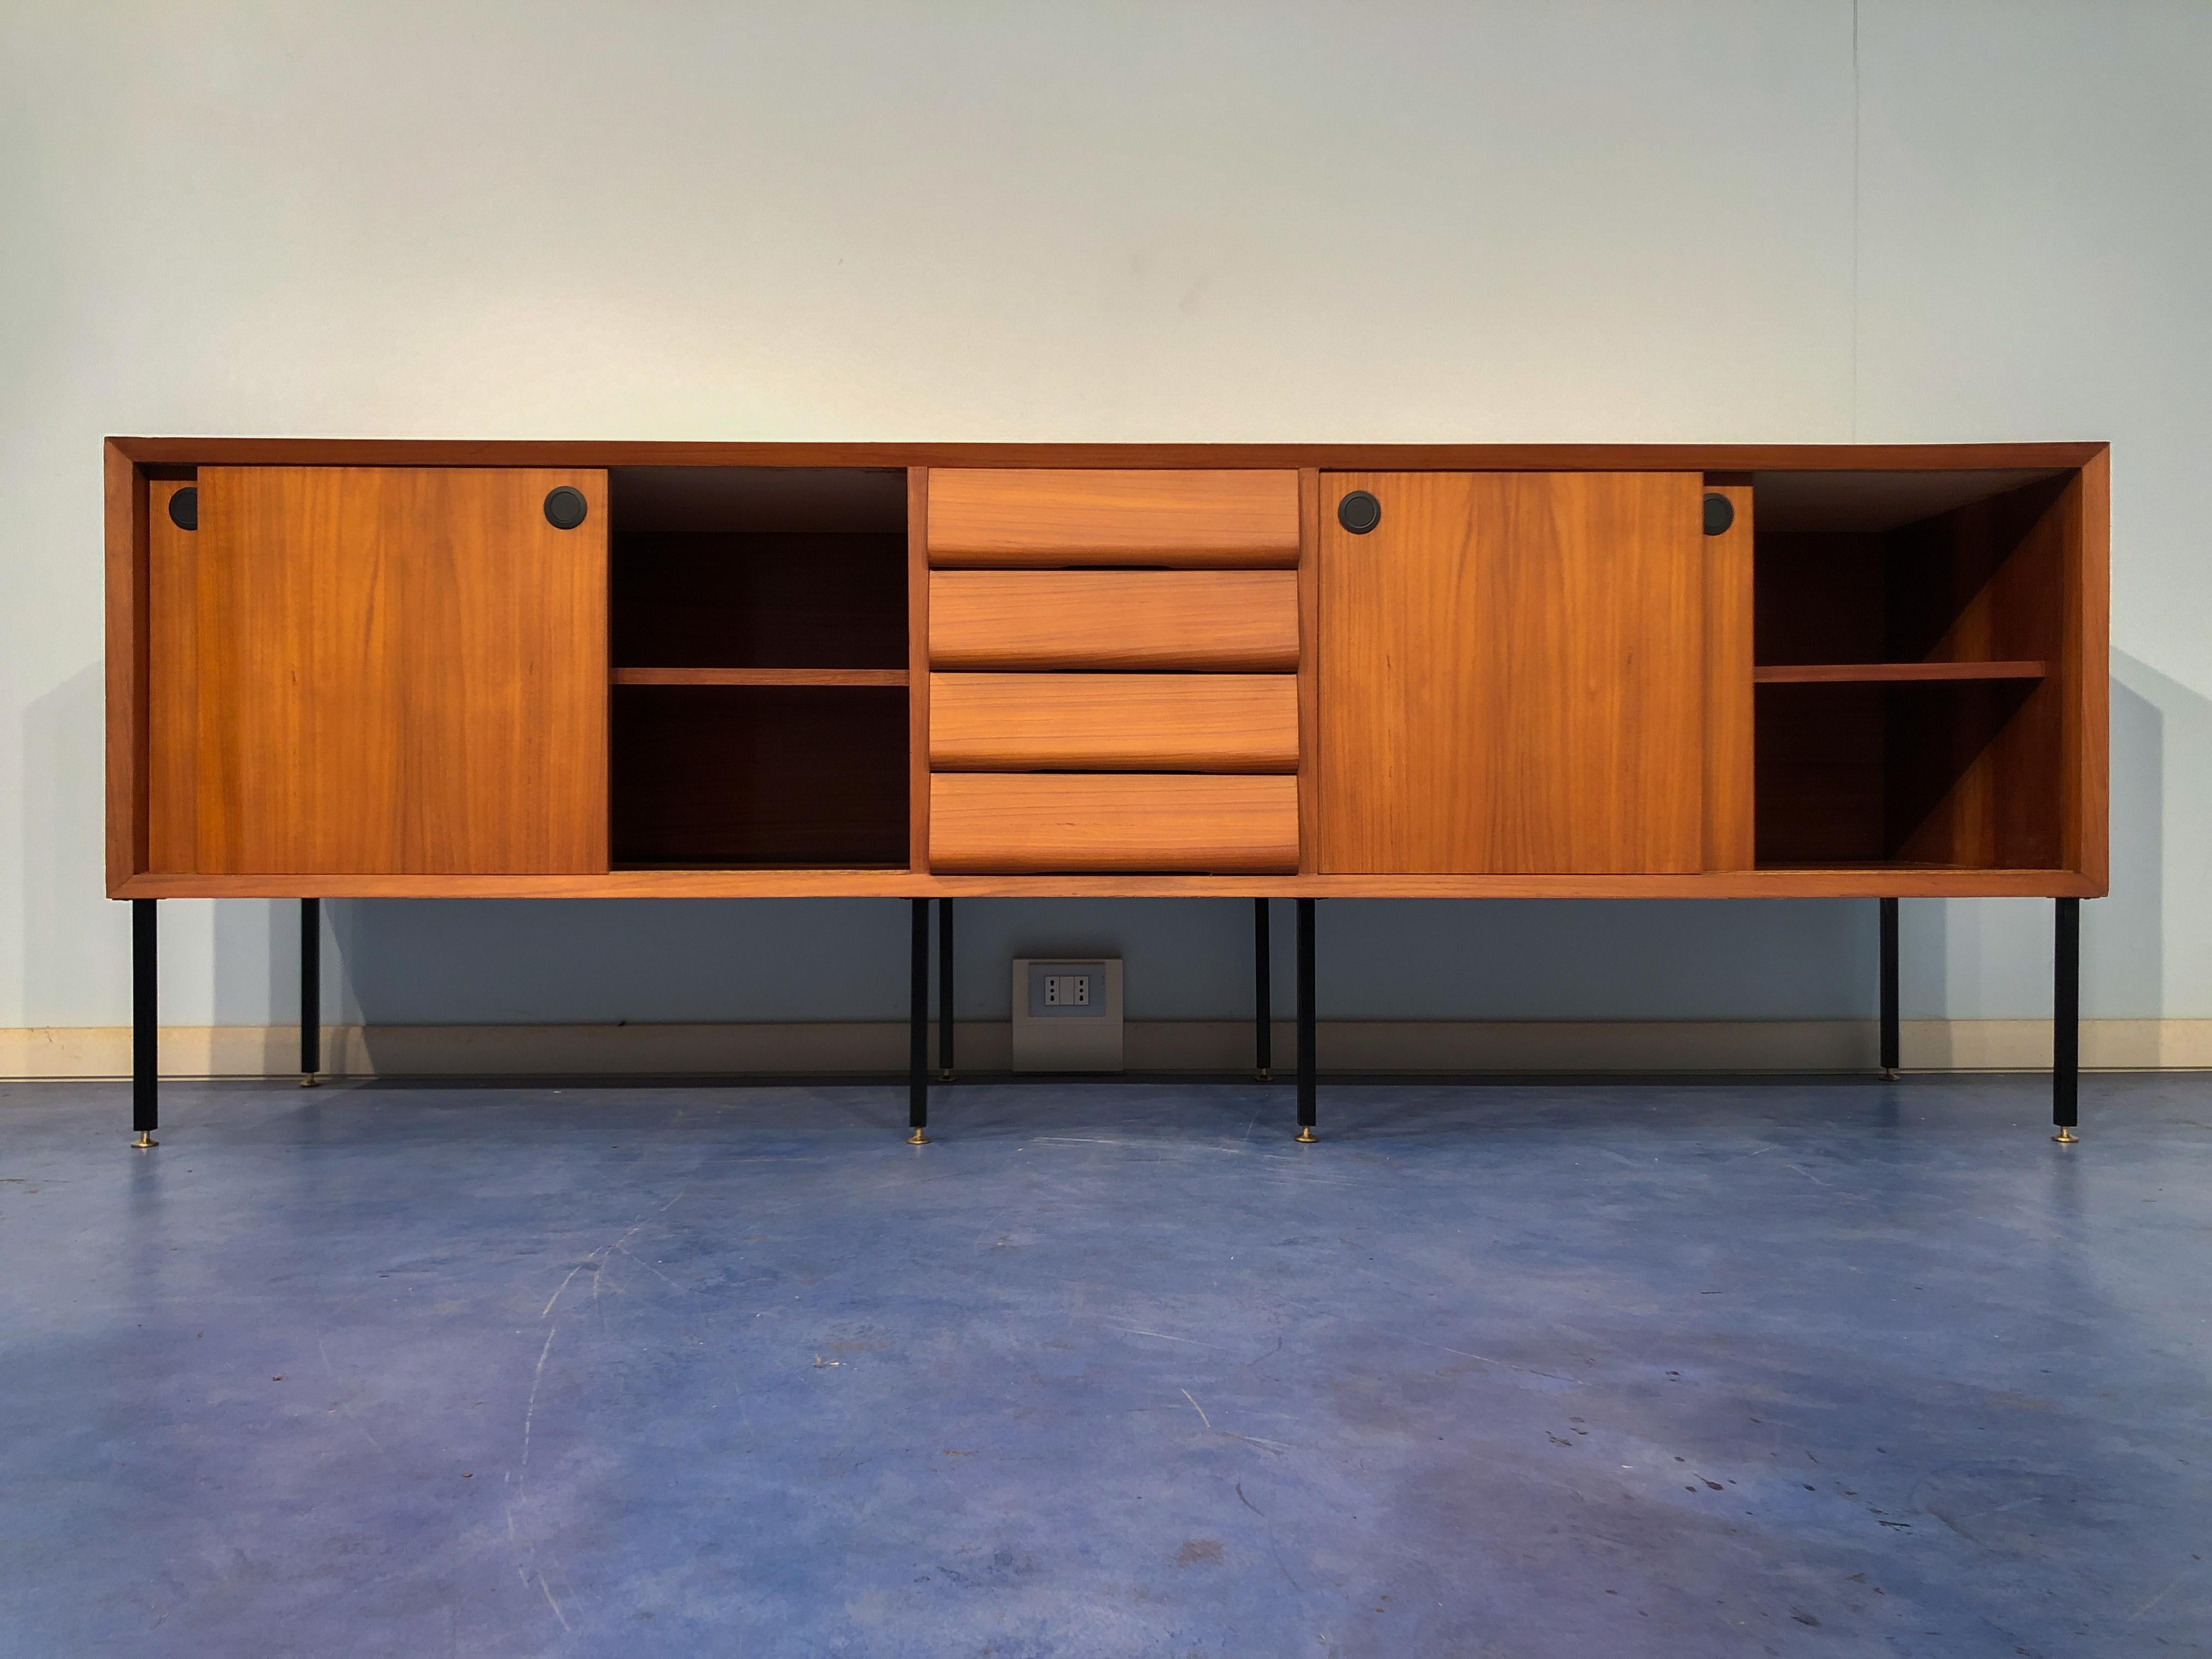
[
  {"xmin": 1701, "ymin": 492, "xmax": 1735, "ymax": 536},
  {"xmin": 1338, "ymin": 489, "xmax": 1381, "ymax": 534},
  {"xmin": 168, "ymin": 487, "xmax": 198, "ymax": 531},
  {"xmin": 544, "ymin": 486, "xmax": 589, "ymax": 529}
]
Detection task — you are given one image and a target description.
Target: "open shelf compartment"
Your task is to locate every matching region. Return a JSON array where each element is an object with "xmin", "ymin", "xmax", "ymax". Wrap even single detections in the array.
[
  {"xmin": 607, "ymin": 469, "xmax": 911, "ymax": 868},
  {"xmin": 1748, "ymin": 470, "xmax": 2078, "ymax": 871}
]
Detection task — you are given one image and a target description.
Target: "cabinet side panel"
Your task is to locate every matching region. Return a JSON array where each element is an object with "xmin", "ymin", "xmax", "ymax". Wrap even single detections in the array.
[
  {"xmin": 1702, "ymin": 479, "xmax": 1756, "ymax": 870},
  {"xmin": 104, "ymin": 442, "xmax": 149, "ymax": 890},
  {"xmin": 2067, "ymin": 450, "xmax": 2109, "ymax": 887}
]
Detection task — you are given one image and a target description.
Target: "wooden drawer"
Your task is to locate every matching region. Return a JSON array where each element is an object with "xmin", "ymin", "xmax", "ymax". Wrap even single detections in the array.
[
  {"xmin": 928, "ymin": 470, "xmax": 1299, "ymax": 568},
  {"xmin": 930, "ymin": 571, "xmax": 1299, "ymax": 670},
  {"xmin": 932, "ymin": 674, "xmax": 1298, "ymax": 772},
  {"xmin": 930, "ymin": 775, "xmax": 1300, "ymax": 872}
]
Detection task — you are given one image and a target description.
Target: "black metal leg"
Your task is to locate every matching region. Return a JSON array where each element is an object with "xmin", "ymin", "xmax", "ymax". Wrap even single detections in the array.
[
  {"xmin": 1295, "ymin": 899, "xmax": 1316, "ymax": 1142},
  {"xmin": 1878, "ymin": 896, "xmax": 1900, "ymax": 1080},
  {"xmin": 2053, "ymin": 897, "xmax": 2080, "ymax": 1143},
  {"xmin": 1254, "ymin": 898, "xmax": 1273, "ymax": 1081},
  {"xmin": 132, "ymin": 899, "xmax": 157, "ymax": 1148},
  {"xmin": 300, "ymin": 898, "xmax": 321, "ymax": 1087},
  {"xmin": 937, "ymin": 896, "xmax": 956, "ymax": 1082},
  {"xmin": 909, "ymin": 899, "xmax": 930, "ymax": 1143}
]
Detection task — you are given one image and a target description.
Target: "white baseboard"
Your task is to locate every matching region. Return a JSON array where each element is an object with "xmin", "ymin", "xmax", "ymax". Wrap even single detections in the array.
[{"xmin": 3, "ymin": 1019, "xmax": 2208, "ymax": 1081}]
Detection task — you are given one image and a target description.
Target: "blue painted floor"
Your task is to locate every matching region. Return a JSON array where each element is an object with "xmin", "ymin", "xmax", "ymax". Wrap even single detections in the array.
[{"xmin": 1, "ymin": 1076, "xmax": 2207, "ymax": 1657}]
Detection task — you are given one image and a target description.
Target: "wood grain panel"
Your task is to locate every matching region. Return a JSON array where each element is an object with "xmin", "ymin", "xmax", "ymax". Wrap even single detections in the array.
[
  {"xmin": 930, "ymin": 675, "xmax": 1297, "ymax": 772},
  {"xmin": 147, "ymin": 479, "xmax": 199, "ymax": 871},
  {"xmin": 1319, "ymin": 472, "xmax": 1706, "ymax": 874},
  {"xmin": 908, "ymin": 467, "xmax": 930, "ymax": 871},
  {"xmin": 104, "ymin": 443, "xmax": 148, "ymax": 889},
  {"xmin": 113, "ymin": 437, "xmax": 2112, "ymax": 475},
  {"xmin": 2068, "ymin": 449, "xmax": 2109, "ymax": 888},
  {"xmin": 1297, "ymin": 468, "xmax": 1321, "ymax": 874},
  {"xmin": 1702, "ymin": 478, "xmax": 1754, "ymax": 872},
  {"xmin": 120, "ymin": 866, "xmax": 2100, "ymax": 901},
  {"xmin": 930, "ymin": 775, "xmax": 1299, "ymax": 873},
  {"xmin": 193, "ymin": 467, "xmax": 608, "ymax": 874},
  {"xmin": 928, "ymin": 470, "xmax": 1299, "ymax": 567},
  {"xmin": 930, "ymin": 571, "xmax": 1299, "ymax": 670}
]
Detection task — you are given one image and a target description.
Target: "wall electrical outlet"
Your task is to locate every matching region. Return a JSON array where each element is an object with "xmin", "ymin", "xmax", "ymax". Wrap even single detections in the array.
[{"xmin": 1011, "ymin": 958, "xmax": 1124, "ymax": 1071}]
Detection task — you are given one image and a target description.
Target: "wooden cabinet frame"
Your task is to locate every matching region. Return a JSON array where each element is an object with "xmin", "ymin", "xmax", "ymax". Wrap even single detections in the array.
[{"xmin": 105, "ymin": 438, "xmax": 2108, "ymax": 902}]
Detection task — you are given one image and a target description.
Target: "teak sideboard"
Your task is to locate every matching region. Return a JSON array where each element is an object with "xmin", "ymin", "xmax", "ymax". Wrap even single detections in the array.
[{"xmin": 104, "ymin": 440, "xmax": 2110, "ymax": 1147}]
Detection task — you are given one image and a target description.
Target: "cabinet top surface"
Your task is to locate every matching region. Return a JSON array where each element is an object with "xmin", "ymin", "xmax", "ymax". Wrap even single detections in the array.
[{"xmin": 108, "ymin": 437, "xmax": 2109, "ymax": 471}]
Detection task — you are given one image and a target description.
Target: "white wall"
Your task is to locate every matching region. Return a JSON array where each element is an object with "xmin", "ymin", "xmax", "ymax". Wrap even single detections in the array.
[{"xmin": 3, "ymin": 1, "xmax": 2207, "ymax": 1037}]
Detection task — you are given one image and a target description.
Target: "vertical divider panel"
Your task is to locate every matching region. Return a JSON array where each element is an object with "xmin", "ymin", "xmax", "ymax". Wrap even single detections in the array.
[
  {"xmin": 908, "ymin": 467, "xmax": 931, "ymax": 873},
  {"xmin": 1701, "ymin": 476, "xmax": 1756, "ymax": 870},
  {"xmin": 1296, "ymin": 469, "xmax": 1321, "ymax": 876}
]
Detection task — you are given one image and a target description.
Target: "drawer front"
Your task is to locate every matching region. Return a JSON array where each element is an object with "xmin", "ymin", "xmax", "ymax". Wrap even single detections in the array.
[
  {"xmin": 929, "ymin": 470, "xmax": 1299, "ymax": 568},
  {"xmin": 930, "ymin": 571, "xmax": 1299, "ymax": 670},
  {"xmin": 932, "ymin": 674, "xmax": 1298, "ymax": 772},
  {"xmin": 930, "ymin": 775, "xmax": 1300, "ymax": 872}
]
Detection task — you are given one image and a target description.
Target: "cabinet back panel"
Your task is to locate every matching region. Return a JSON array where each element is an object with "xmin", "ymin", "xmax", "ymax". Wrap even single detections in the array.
[
  {"xmin": 612, "ymin": 532, "xmax": 906, "ymax": 669},
  {"xmin": 612, "ymin": 686, "xmax": 907, "ymax": 867}
]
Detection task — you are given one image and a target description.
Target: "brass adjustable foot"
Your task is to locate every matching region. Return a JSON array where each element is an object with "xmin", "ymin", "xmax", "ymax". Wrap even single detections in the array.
[
  {"xmin": 1880, "ymin": 1066, "xmax": 1900, "ymax": 1082},
  {"xmin": 2052, "ymin": 1126, "xmax": 2078, "ymax": 1144},
  {"xmin": 1255, "ymin": 1068, "xmax": 1272, "ymax": 1082},
  {"xmin": 299, "ymin": 1074, "xmax": 320, "ymax": 1089},
  {"xmin": 131, "ymin": 1131, "xmax": 157, "ymax": 1150},
  {"xmin": 1295, "ymin": 1125, "xmax": 1317, "ymax": 1143},
  {"xmin": 938, "ymin": 1070, "xmax": 954, "ymax": 1084},
  {"xmin": 907, "ymin": 1127, "xmax": 930, "ymax": 1146}
]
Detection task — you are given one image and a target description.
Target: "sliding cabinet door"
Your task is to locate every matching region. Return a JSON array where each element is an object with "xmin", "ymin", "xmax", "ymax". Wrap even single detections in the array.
[
  {"xmin": 1317, "ymin": 471, "xmax": 1705, "ymax": 874},
  {"xmin": 169, "ymin": 467, "xmax": 608, "ymax": 874}
]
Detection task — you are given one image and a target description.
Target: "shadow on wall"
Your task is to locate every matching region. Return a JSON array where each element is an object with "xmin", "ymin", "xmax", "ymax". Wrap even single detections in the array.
[
  {"xmin": 20, "ymin": 664, "xmax": 106, "ymax": 1029},
  {"xmin": 205, "ymin": 657, "xmax": 2187, "ymax": 1038}
]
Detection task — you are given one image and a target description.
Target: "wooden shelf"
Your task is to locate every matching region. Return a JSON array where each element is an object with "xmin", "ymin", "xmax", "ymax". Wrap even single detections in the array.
[
  {"xmin": 613, "ymin": 668, "xmax": 909, "ymax": 688},
  {"xmin": 1753, "ymin": 661, "xmax": 2047, "ymax": 685}
]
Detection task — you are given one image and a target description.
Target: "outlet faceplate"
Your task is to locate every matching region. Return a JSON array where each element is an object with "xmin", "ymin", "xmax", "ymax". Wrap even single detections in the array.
[{"xmin": 1011, "ymin": 958, "xmax": 1124, "ymax": 1071}]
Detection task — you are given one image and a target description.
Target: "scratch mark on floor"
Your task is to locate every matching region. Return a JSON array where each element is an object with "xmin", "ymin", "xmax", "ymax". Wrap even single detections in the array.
[
  {"xmin": 1410, "ymin": 1335, "xmax": 1579, "ymax": 1385},
  {"xmin": 521, "ymin": 1323, "xmax": 558, "ymax": 1474},
  {"xmin": 2134, "ymin": 1561, "xmax": 2203, "ymax": 1618},
  {"xmin": 540, "ymin": 1262, "xmax": 588, "ymax": 1321},
  {"xmin": 1102, "ymin": 1321, "xmax": 1236, "ymax": 1350},
  {"xmin": 1181, "ymin": 1388, "xmax": 1211, "ymax": 1429},
  {"xmin": 538, "ymin": 1573, "xmax": 570, "ymax": 1632}
]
